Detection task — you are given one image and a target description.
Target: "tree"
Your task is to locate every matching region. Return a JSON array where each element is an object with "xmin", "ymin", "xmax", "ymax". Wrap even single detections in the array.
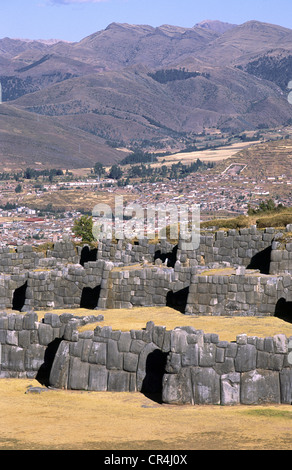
[
  {"xmin": 93, "ymin": 162, "xmax": 105, "ymax": 179},
  {"xmin": 24, "ymin": 168, "xmax": 33, "ymax": 179},
  {"xmin": 73, "ymin": 215, "xmax": 94, "ymax": 243},
  {"xmin": 15, "ymin": 184, "xmax": 22, "ymax": 193},
  {"xmin": 109, "ymin": 164, "xmax": 123, "ymax": 180}
]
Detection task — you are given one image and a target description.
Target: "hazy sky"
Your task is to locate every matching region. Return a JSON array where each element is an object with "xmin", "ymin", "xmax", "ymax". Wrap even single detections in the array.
[{"xmin": 1, "ymin": 0, "xmax": 292, "ymax": 41}]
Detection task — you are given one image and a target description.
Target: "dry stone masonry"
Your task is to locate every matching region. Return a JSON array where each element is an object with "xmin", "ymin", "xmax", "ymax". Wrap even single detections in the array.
[
  {"xmin": 0, "ymin": 223, "xmax": 292, "ymax": 405},
  {"xmin": 0, "ymin": 313, "xmax": 291, "ymax": 405}
]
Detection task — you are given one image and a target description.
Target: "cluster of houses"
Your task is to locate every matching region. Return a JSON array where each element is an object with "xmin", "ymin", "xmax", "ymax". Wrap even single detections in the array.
[
  {"xmin": 132, "ymin": 171, "xmax": 292, "ymax": 215},
  {"xmin": 0, "ymin": 166, "xmax": 291, "ymax": 247}
]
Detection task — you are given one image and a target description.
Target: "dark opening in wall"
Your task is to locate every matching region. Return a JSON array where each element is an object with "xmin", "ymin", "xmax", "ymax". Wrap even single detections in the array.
[
  {"xmin": 275, "ymin": 297, "xmax": 292, "ymax": 323},
  {"xmin": 36, "ymin": 338, "xmax": 63, "ymax": 386},
  {"xmin": 247, "ymin": 246, "xmax": 272, "ymax": 274},
  {"xmin": 12, "ymin": 281, "xmax": 28, "ymax": 311},
  {"xmin": 154, "ymin": 244, "xmax": 178, "ymax": 268},
  {"xmin": 141, "ymin": 349, "xmax": 168, "ymax": 403},
  {"xmin": 80, "ymin": 246, "xmax": 98, "ymax": 266},
  {"xmin": 80, "ymin": 285, "xmax": 101, "ymax": 309},
  {"xmin": 166, "ymin": 286, "xmax": 189, "ymax": 313}
]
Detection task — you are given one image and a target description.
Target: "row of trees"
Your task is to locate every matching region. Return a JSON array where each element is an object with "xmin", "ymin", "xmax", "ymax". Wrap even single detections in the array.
[
  {"xmin": 247, "ymin": 199, "xmax": 286, "ymax": 215},
  {"xmin": 93, "ymin": 158, "xmax": 213, "ymax": 183},
  {"xmin": 148, "ymin": 68, "xmax": 210, "ymax": 84},
  {"xmin": 120, "ymin": 150, "xmax": 158, "ymax": 165},
  {"xmin": 0, "ymin": 167, "xmax": 65, "ymax": 182}
]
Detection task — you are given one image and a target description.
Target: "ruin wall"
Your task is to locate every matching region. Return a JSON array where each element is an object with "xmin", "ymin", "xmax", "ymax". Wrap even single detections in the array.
[
  {"xmin": 1, "ymin": 313, "xmax": 291, "ymax": 405},
  {"xmin": 186, "ymin": 272, "xmax": 292, "ymax": 316}
]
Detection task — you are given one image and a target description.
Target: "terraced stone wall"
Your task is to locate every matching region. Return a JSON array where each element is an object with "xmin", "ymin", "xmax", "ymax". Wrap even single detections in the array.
[
  {"xmin": 0, "ymin": 312, "xmax": 103, "ymax": 380},
  {"xmin": 48, "ymin": 321, "xmax": 292, "ymax": 406},
  {"xmin": 1, "ymin": 314, "xmax": 291, "ymax": 405},
  {"xmin": 185, "ymin": 272, "xmax": 292, "ymax": 316}
]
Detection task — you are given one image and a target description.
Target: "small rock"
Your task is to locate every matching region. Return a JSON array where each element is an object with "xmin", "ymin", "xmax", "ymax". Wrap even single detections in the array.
[{"xmin": 25, "ymin": 386, "xmax": 50, "ymax": 395}]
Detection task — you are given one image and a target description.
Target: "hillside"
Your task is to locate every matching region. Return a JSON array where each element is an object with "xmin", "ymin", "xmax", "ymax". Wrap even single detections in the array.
[
  {"xmin": 197, "ymin": 21, "xmax": 292, "ymax": 65},
  {"xmin": 0, "ymin": 104, "xmax": 124, "ymax": 170},
  {"xmin": 1, "ymin": 20, "xmax": 292, "ymax": 166},
  {"xmin": 8, "ymin": 65, "xmax": 292, "ymax": 146},
  {"xmin": 215, "ymin": 138, "xmax": 292, "ymax": 179}
]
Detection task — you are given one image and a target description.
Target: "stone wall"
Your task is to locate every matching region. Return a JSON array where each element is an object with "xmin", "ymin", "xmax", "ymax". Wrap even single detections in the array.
[
  {"xmin": 178, "ymin": 225, "xmax": 292, "ymax": 275},
  {"xmin": 185, "ymin": 270, "xmax": 292, "ymax": 316},
  {"xmin": 0, "ymin": 241, "xmax": 79, "ymax": 275},
  {"xmin": 270, "ymin": 233, "xmax": 292, "ymax": 275},
  {"xmin": 23, "ymin": 260, "xmax": 109, "ymax": 311},
  {"xmin": 96, "ymin": 238, "xmax": 175, "ymax": 266},
  {"xmin": 0, "ymin": 260, "xmax": 109, "ymax": 311},
  {"xmin": 0, "ymin": 246, "xmax": 44, "ymax": 274},
  {"xmin": 0, "ymin": 225, "xmax": 291, "ymax": 277},
  {"xmin": 162, "ymin": 327, "xmax": 292, "ymax": 405},
  {"xmin": 1, "ymin": 313, "xmax": 292, "ymax": 405},
  {"xmin": 104, "ymin": 265, "xmax": 191, "ymax": 310},
  {"xmin": 0, "ymin": 312, "xmax": 103, "ymax": 380},
  {"xmin": 48, "ymin": 321, "xmax": 292, "ymax": 405},
  {"xmin": 0, "ymin": 224, "xmax": 291, "ymax": 315}
]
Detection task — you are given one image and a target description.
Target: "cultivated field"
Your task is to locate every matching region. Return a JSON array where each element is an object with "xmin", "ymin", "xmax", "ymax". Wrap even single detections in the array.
[
  {"xmin": 23, "ymin": 189, "xmax": 136, "ymax": 212},
  {"xmin": 152, "ymin": 141, "xmax": 260, "ymax": 167}
]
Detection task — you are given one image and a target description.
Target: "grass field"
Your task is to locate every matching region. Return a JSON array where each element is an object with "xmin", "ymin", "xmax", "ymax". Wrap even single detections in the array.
[
  {"xmin": 151, "ymin": 142, "xmax": 259, "ymax": 168},
  {"xmin": 1, "ymin": 379, "xmax": 292, "ymax": 450},
  {"xmin": 1, "ymin": 307, "xmax": 291, "ymax": 450},
  {"xmin": 23, "ymin": 188, "xmax": 136, "ymax": 212},
  {"xmin": 34, "ymin": 306, "xmax": 292, "ymax": 341}
]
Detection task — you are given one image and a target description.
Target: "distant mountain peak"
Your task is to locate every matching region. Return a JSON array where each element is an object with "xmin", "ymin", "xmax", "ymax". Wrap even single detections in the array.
[
  {"xmin": 195, "ymin": 20, "xmax": 237, "ymax": 34},
  {"xmin": 5, "ymin": 37, "xmax": 66, "ymax": 44},
  {"xmin": 104, "ymin": 22, "xmax": 153, "ymax": 33}
]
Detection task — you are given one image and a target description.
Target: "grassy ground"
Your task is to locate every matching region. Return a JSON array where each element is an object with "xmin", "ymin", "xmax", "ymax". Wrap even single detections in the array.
[
  {"xmin": 0, "ymin": 379, "xmax": 292, "ymax": 450},
  {"xmin": 22, "ymin": 188, "xmax": 136, "ymax": 212},
  {"xmin": 1, "ymin": 307, "xmax": 292, "ymax": 450},
  {"xmin": 40, "ymin": 306, "xmax": 292, "ymax": 342},
  {"xmin": 151, "ymin": 142, "xmax": 258, "ymax": 167}
]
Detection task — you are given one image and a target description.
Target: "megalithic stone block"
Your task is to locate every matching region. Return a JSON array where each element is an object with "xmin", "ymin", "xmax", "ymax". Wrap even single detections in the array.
[
  {"xmin": 108, "ymin": 370, "xmax": 130, "ymax": 392},
  {"xmin": 220, "ymin": 372, "xmax": 241, "ymax": 406},
  {"xmin": 162, "ymin": 368, "xmax": 193, "ymax": 405},
  {"xmin": 279, "ymin": 369, "xmax": 292, "ymax": 404},
  {"xmin": 49, "ymin": 341, "xmax": 70, "ymax": 389},
  {"xmin": 68, "ymin": 356, "xmax": 90, "ymax": 390},
  {"xmin": 88, "ymin": 365, "xmax": 108, "ymax": 391},
  {"xmin": 241, "ymin": 369, "xmax": 280, "ymax": 405},
  {"xmin": 191, "ymin": 367, "xmax": 220, "ymax": 405}
]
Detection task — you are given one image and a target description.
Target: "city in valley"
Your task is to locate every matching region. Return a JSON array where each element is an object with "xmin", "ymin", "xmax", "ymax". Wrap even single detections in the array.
[{"xmin": 0, "ymin": 126, "xmax": 292, "ymax": 248}]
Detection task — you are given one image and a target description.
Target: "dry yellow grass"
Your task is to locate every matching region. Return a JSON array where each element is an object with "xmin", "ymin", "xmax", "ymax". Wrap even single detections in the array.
[
  {"xmin": 1, "ymin": 307, "xmax": 292, "ymax": 450},
  {"xmin": 23, "ymin": 189, "xmax": 136, "ymax": 212},
  {"xmin": 151, "ymin": 141, "xmax": 259, "ymax": 168},
  {"xmin": 38, "ymin": 307, "xmax": 292, "ymax": 342},
  {"xmin": 0, "ymin": 379, "xmax": 292, "ymax": 450}
]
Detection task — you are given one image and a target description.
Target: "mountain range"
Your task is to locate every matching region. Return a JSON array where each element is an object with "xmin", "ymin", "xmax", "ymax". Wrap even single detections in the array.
[{"xmin": 0, "ymin": 19, "xmax": 292, "ymax": 169}]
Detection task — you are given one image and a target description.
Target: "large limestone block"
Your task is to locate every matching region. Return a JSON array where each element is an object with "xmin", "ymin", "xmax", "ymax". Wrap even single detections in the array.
[
  {"xmin": 88, "ymin": 365, "xmax": 108, "ymax": 391},
  {"xmin": 221, "ymin": 372, "xmax": 241, "ymax": 405},
  {"xmin": 191, "ymin": 367, "xmax": 220, "ymax": 405},
  {"xmin": 241, "ymin": 369, "xmax": 280, "ymax": 405},
  {"xmin": 49, "ymin": 341, "xmax": 70, "ymax": 389},
  {"xmin": 68, "ymin": 356, "xmax": 90, "ymax": 390},
  {"xmin": 162, "ymin": 368, "xmax": 192, "ymax": 405}
]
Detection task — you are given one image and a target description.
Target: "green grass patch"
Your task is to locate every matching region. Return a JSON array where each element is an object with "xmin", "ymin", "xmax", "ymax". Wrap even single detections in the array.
[{"xmin": 242, "ymin": 409, "xmax": 292, "ymax": 419}]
